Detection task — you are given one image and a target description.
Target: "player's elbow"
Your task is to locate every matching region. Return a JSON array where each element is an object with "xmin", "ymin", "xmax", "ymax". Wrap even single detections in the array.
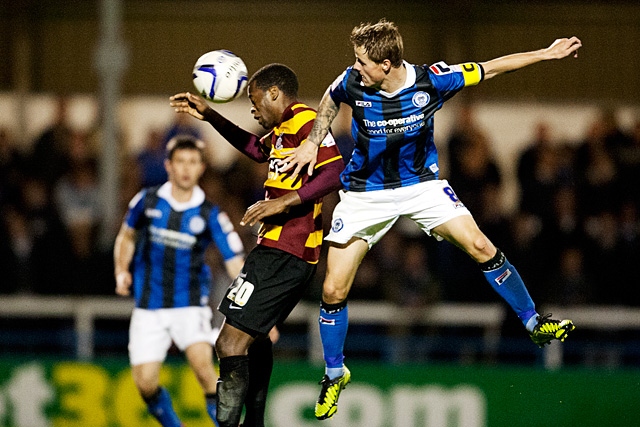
[{"xmin": 479, "ymin": 64, "xmax": 498, "ymax": 80}]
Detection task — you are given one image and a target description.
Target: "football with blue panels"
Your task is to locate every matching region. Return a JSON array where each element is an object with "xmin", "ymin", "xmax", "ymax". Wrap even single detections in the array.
[{"xmin": 192, "ymin": 50, "xmax": 248, "ymax": 103}]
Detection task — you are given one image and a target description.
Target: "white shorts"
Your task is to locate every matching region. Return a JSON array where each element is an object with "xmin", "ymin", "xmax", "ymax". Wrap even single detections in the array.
[
  {"xmin": 326, "ymin": 179, "xmax": 471, "ymax": 248},
  {"xmin": 128, "ymin": 306, "xmax": 218, "ymax": 366}
]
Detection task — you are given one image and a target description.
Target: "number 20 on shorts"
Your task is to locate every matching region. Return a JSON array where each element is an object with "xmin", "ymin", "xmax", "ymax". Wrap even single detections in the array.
[{"xmin": 227, "ymin": 277, "xmax": 255, "ymax": 306}]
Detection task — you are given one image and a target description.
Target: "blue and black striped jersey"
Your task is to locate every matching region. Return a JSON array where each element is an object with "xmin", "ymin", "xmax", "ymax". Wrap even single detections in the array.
[
  {"xmin": 125, "ymin": 183, "xmax": 243, "ymax": 309},
  {"xmin": 329, "ymin": 60, "xmax": 483, "ymax": 191}
]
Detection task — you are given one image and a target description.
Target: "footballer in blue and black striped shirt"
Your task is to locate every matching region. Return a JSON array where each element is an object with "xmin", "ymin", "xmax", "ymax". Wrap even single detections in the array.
[
  {"xmin": 283, "ymin": 18, "xmax": 581, "ymax": 420},
  {"xmin": 114, "ymin": 135, "xmax": 244, "ymax": 427}
]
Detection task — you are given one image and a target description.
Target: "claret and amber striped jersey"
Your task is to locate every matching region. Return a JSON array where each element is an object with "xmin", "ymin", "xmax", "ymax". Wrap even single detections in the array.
[
  {"xmin": 329, "ymin": 60, "xmax": 484, "ymax": 192},
  {"xmin": 255, "ymin": 103, "xmax": 343, "ymax": 263}
]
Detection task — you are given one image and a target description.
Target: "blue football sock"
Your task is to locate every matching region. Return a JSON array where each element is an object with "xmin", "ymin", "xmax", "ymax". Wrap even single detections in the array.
[
  {"xmin": 205, "ymin": 393, "xmax": 219, "ymax": 427},
  {"xmin": 319, "ymin": 300, "xmax": 348, "ymax": 379},
  {"xmin": 480, "ymin": 249, "xmax": 537, "ymax": 328},
  {"xmin": 145, "ymin": 387, "xmax": 182, "ymax": 427}
]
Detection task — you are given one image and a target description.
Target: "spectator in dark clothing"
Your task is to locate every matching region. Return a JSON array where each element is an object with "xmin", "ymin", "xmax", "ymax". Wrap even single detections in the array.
[
  {"xmin": 28, "ymin": 97, "xmax": 72, "ymax": 187},
  {"xmin": 517, "ymin": 121, "xmax": 567, "ymax": 225},
  {"xmin": 616, "ymin": 118, "xmax": 640, "ymax": 211},
  {"xmin": 573, "ymin": 117, "xmax": 622, "ymax": 216},
  {"xmin": 0, "ymin": 127, "xmax": 27, "ymax": 208}
]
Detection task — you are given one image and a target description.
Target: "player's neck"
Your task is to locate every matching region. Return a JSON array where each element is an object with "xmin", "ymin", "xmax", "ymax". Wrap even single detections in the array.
[
  {"xmin": 171, "ymin": 184, "xmax": 194, "ymax": 203},
  {"xmin": 380, "ymin": 64, "xmax": 407, "ymax": 93}
]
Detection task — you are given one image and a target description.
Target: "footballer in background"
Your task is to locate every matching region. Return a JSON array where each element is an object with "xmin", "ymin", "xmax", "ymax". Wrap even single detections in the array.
[{"xmin": 114, "ymin": 135, "xmax": 245, "ymax": 427}]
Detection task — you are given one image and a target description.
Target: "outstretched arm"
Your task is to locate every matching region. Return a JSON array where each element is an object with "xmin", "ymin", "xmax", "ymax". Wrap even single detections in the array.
[
  {"xmin": 281, "ymin": 89, "xmax": 341, "ymax": 178},
  {"xmin": 481, "ymin": 36, "xmax": 582, "ymax": 80},
  {"xmin": 170, "ymin": 92, "xmax": 267, "ymax": 162}
]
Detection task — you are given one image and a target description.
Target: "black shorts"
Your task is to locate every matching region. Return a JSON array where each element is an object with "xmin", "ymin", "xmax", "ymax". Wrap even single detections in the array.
[{"xmin": 218, "ymin": 245, "xmax": 317, "ymax": 336}]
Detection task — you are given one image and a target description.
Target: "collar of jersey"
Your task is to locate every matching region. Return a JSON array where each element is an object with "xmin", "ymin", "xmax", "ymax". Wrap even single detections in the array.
[
  {"xmin": 157, "ymin": 182, "xmax": 205, "ymax": 212},
  {"xmin": 379, "ymin": 61, "xmax": 415, "ymax": 98},
  {"xmin": 280, "ymin": 101, "xmax": 297, "ymax": 123}
]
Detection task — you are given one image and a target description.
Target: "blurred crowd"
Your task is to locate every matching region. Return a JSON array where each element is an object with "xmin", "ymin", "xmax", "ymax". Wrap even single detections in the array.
[
  {"xmin": 2, "ymin": 98, "xmax": 640, "ymax": 313},
  {"xmin": 438, "ymin": 105, "xmax": 640, "ymax": 309}
]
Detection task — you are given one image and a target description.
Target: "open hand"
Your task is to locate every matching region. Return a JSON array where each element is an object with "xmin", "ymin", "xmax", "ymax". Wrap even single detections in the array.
[
  {"xmin": 240, "ymin": 199, "xmax": 287, "ymax": 227},
  {"xmin": 280, "ymin": 141, "xmax": 319, "ymax": 181},
  {"xmin": 169, "ymin": 92, "xmax": 210, "ymax": 120}
]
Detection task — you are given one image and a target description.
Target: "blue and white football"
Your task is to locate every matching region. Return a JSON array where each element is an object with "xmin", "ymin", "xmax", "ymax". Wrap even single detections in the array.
[{"xmin": 192, "ymin": 50, "xmax": 248, "ymax": 103}]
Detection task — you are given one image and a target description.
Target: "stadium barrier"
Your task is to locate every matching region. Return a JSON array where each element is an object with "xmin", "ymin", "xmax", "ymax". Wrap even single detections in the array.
[
  {"xmin": 285, "ymin": 300, "xmax": 506, "ymax": 364},
  {"xmin": 542, "ymin": 305, "xmax": 640, "ymax": 369},
  {"xmin": 0, "ymin": 296, "xmax": 134, "ymax": 360},
  {"xmin": 2, "ymin": 296, "xmax": 640, "ymax": 368},
  {"xmin": 0, "ymin": 296, "xmax": 504, "ymax": 362}
]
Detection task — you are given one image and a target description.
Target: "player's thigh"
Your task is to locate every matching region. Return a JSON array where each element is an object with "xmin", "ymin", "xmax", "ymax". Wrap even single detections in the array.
[
  {"xmin": 128, "ymin": 308, "xmax": 173, "ymax": 366},
  {"xmin": 323, "ymin": 238, "xmax": 370, "ymax": 301},
  {"xmin": 431, "ymin": 215, "xmax": 494, "ymax": 260}
]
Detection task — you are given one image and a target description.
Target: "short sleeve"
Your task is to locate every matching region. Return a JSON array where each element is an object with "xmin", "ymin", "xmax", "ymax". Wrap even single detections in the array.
[
  {"xmin": 207, "ymin": 208, "xmax": 244, "ymax": 261},
  {"xmin": 124, "ymin": 189, "xmax": 147, "ymax": 229},
  {"xmin": 328, "ymin": 69, "xmax": 351, "ymax": 105},
  {"xmin": 428, "ymin": 61, "xmax": 483, "ymax": 93}
]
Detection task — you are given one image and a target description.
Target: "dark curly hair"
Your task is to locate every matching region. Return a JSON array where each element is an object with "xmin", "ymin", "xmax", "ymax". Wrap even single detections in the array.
[{"xmin": 249, "ymin": 63, "xmax": 299, "ymax": 98}]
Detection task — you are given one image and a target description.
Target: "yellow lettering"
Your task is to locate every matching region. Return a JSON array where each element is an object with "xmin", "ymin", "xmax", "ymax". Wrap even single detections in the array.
[
  {"xmin": 52, "ymin": 363, "xmax": 109, "ymax": 427},
  {"xmin": 177, "ymin": 365, "xmax": 209, "ymax": 426}
]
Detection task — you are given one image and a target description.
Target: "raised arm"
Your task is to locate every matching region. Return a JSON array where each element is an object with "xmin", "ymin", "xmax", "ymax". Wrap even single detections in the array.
[
  {"xmin": 480, "ymin": 36, "xmax": 582, "ymax": 80},
  {"xmin": 281, "ymin": 89, "xmax": 341, "ymax": 178},
  {"xmin": 170, "ymin": 92, "xmax": 267, "ymax": 162}
]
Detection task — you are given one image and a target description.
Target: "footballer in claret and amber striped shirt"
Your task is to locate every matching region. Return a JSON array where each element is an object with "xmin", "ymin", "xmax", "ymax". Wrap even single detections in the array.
[
  {"xmin": 170, "ymin": 63, "xmax": 343, "ymax": 427},
  {"xmin": 257, "ymin": 102, "xmax": 343, "ymax": 263}
]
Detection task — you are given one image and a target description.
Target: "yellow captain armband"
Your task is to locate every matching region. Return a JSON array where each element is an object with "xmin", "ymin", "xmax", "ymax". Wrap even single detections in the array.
[{"xmin": 459, "ymin": 62, "xmax": 483, "ymax": 86}]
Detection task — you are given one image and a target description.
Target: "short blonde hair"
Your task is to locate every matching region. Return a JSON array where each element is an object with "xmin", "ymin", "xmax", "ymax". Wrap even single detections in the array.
[{"xmin": 350, "ymin": 18, "xmax": 404, "ymax": 68}]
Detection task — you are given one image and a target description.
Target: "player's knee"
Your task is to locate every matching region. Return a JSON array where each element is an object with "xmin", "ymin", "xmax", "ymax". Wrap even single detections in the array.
[
  {"xmin": 214, "ymin": 334, "xmax": 231, "ymax": 358},
  {"xmin": 322, "ymin": 277, "xmax": 349, "ymax": 304},
  {"xmin": 322, "ymin": 283, "xmax": 349, "ymax": 304},
  {"xmin": 469, "ymin": 235, "xmax": 493, "ymax": 261},
  {"xmin": 215, "ymin": 330, "xmax": 248, "ymax": 358},
  {"xmin": 473, "ymin": 236, "xmax": 489, "ymax": 253},
  {"xmin": 133, "ymin": 375, "xmax": 159, "ymax": 398}
]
